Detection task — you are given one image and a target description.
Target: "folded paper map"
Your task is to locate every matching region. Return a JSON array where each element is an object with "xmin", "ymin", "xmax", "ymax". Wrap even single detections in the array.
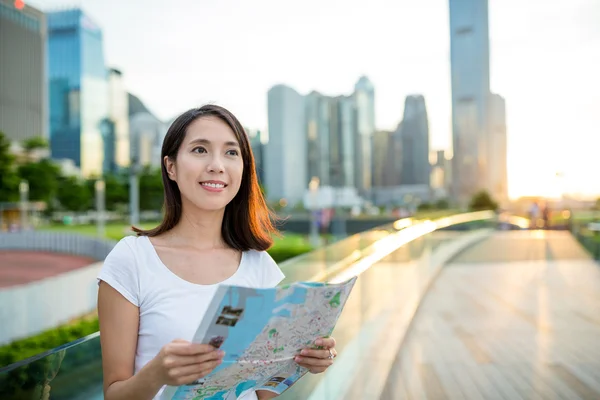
[{"xmin": 160, "ymin": 276, "xmax": 357, "ymax": 400}]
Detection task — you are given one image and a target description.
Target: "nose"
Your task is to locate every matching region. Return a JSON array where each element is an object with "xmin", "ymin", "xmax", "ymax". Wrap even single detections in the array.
[{"xmin": 207, "ymin": 154, "xmax": 225, "ymax": 173}]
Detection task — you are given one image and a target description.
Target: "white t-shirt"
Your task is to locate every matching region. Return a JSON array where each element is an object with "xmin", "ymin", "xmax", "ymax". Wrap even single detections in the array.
[{"xmin": 97, "ymin": 235, "xmax": 286, "ymax": 400}]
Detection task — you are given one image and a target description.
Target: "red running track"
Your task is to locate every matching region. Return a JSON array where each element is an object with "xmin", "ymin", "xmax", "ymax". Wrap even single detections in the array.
[{"xmin": 0, "ymin": 251, "xmax": 97, "ymax": 289}]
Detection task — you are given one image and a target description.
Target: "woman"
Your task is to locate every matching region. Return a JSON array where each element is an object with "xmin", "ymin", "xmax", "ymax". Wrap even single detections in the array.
[{"xmin": 97, "ymin": 105, "xmax": 337, "ymax": 400}]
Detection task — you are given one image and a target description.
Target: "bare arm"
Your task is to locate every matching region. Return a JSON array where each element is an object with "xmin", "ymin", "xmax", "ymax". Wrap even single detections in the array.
[
  {"xmin": 98, "ymin": 281, "xmax": 163, "ymax": 400},
  {"xmin": 98, "ymin": 282, "xmax": 225, "ymax": 400}
]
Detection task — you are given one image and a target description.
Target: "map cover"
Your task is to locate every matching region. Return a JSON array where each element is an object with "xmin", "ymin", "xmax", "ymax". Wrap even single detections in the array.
[{"xmin": 160, "ymin": 276, "xmax": 357, "ymax": 400}]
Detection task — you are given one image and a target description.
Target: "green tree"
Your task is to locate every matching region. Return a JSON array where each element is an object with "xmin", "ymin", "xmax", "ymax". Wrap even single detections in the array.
[
  {"xmin": 104, "ymin": 173, "xmax": 129, "ymax": 211},
  {"xmin": 417, "ymin": 202, "xmax": 432, "ymax": 211},
  {"xmin": 17, "ymin": 160, "xmax": 61, "ymax": 203},
  {"xmin": 435, "ymin": 198, "xmax": 450, "ymax": 210},
  {"xmin": 139, "ymin": 167, "xmax": 164, "ymax": 211},
  {"xmin": 469, "ymin": 190, "xmax": 498, "ymax": 211},
  {"xmin": 22, "ymin": 136, "xmax": 48, "ymax": 152},
  {"xmin": 56, "ymin": 176, "xmax": 92, "ymax": 211},
  {"xmin": 0, "ymin": 132, "xmax": 19, "ymax": 202}
]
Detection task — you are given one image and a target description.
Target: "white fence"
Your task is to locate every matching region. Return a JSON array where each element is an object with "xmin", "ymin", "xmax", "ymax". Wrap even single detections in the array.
[
  {"xmin": 0, "ymin": 231, "xmax": 116, "ymax": 260},
  {"xmin": 0, "ymin": 232, "xmax": 118, "ymax": 345}
]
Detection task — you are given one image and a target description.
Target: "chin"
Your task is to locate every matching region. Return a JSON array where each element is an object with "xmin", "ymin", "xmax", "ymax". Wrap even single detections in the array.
[{"xmin": 193, "ymin": 199, "xmax": 232, "ymax": 212}]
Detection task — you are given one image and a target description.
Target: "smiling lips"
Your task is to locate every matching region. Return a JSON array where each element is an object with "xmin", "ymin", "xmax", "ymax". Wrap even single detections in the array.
[{"xmin": 200, "ymin": 181, "xmax": 227, "ymax": 192}]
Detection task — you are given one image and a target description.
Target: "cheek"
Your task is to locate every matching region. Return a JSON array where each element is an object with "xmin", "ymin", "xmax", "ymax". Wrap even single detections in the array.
[{"xmin": 176, "ymin": 157, "xmax": 200, "ymax": 184}]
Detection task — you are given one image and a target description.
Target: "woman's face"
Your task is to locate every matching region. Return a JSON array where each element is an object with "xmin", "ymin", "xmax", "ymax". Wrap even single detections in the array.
[{"xmin": 165, "ymin": 116, "xmax": 244, "ymax": 212}]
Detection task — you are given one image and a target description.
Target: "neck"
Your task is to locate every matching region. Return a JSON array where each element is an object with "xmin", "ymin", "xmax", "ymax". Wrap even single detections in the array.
[{"xmin": 168, "ymin": 202, "xmax": 226, "ymax": 250}]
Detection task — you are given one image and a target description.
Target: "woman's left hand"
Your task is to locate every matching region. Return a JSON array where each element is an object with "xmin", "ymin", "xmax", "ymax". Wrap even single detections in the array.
[{"xmin": 294, "ymin": 337, "xmax": 337, "ymax": 374}]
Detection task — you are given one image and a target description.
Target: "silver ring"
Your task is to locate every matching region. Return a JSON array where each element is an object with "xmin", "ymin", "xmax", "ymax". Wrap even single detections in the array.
[{"xmin": 328, "ymin": 349, "xmax": 334, "ymax": 359}]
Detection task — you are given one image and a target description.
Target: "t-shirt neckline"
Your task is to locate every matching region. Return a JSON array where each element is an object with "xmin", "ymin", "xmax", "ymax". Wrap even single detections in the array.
[{"xmin": 141, "ymin": 236, "xmax": 247, "ymax": 289}]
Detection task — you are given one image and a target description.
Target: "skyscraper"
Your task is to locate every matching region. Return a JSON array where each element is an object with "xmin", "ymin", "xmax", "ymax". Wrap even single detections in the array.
[
  {"xmin": 0, "ymin": 0, "xmax": 47, "ymax": 142},
  {"xmin": 305, "ymin": 92, "xmax": 356, "ymax": 188},
  {"xmin": 400, "ymin": 95, "xmax": 430, "ymax": 186},
  {"xmin": 305, "ymin": 91, "xmax": 331, "ymax": 186},
  {"xmin": 353, "ymin": 76, "xmax": 375, "ymax": 195},
  {"xmin": 48, "ymin": 9, "xmax": 109, "ymax": 177},
  {"xmin": 372, "ymin": 130, "xmax": 393, "ymax": 187},
  {"xmin": 265, "ymin": 85, "xmax": 307, "ymax": 205},
  {"xmin": 488, "ymin": 93, "xmax": 507, "ymax": 202},
  {"xmin": 449, "ymin": 0, "xmax": 491, "ymax": 203},
  {"xmin": 105, "ymin": 68, "xmax": 130, "ymax": 173}
]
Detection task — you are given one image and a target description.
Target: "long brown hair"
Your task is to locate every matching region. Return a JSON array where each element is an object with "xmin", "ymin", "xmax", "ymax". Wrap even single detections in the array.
[{"xmin": 132, "ymin": 105, "xmax": 279, "ymax": 251}]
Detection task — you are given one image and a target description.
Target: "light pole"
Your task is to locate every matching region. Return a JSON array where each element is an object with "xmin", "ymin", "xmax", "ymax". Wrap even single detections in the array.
[
  {"xmin": 129, "ymin": 127, "xmax": 140, "ymax": 229},
  {"xmin": 309, "ymin": 177, "xmax": 320, "ymax": 248},
  {"xmin": 95, "ymin": 179, "xmax": 106, "ymax": 238},
  {"xmin": 130, "ymin": 159, "xmax": 140, "ymax": 228},
  {"xmin": 331, "ymin": 166, "xmax": 347, "ymax": 241},
  {"xmin": 19, "ymin": 180, "xmax": 29, "ymax": 231}
]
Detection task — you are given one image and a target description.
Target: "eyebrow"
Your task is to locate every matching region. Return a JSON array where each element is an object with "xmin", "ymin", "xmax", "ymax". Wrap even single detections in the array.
[{"xmin": 188, "ymin": 138, "xmax": 240, "ymax": 147}]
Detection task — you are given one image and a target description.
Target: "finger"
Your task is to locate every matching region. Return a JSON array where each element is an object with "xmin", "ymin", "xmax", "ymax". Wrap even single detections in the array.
[
  {"xmin": 164, "ymin": 350, "xmax": 225, "ymax": 368},
  {"xmin": 314, "ymin": 337, "xmax": 336, "ymax": 349},
  {"xmin": 173, "ymin": 361, "xmax": 223, "ymax": 385},
  {"xmin": 298, "ymin": 349, "xmax": 332, "ymax": 359},
  {"xmin": 168, "ymin": 342, "xmax": 217, "ymax": 356},
  {"xmin": 168, "ymin": 359, "xmax": 222, "ymax": 381},
  {"xmin": 296, "ymin": 363, "xmax": 328, "ymax": 374},
  {"xmin": 294, "ymin": 356, "xmax": 333, "ymax": 368}
]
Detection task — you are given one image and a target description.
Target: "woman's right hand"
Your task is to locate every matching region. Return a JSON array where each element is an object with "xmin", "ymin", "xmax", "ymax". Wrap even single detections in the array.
[{"xmin": 150, "ymin": 339, "xmax": 225, "ymax": 386}]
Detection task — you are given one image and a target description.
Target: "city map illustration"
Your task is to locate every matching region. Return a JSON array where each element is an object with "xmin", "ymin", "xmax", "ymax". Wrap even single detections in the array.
[{"xmin": 160, "ymin": 276, "xmax": 357, "ymax": 400}]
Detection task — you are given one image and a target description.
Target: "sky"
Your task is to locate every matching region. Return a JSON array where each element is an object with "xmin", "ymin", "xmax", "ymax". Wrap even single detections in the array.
[{"xmin": 31, "ymin": 0, "xmax": 600, "ymax": 199}]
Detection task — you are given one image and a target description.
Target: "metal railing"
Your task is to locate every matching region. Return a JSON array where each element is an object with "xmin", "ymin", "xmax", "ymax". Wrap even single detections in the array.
[
  {"xmin": 0, "ymin": 211, "xmax": 502, "ymax": 399},
  {"xmin": 0, "ymin": 231, "xmax": 116, "ymax": 261}
]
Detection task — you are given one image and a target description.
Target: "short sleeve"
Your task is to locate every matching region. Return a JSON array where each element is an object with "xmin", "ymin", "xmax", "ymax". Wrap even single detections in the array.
[
  {"xmin": 97, "ymin": 237, "xmax": 140, "ymax": 307},
  {"xmin": 260, "ymin": 251, "xmax": 285, "ymax": 288}
]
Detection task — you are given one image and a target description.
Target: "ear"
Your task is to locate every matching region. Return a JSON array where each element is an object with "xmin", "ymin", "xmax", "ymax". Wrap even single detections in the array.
[{"xmin": 164, "ymin": 156, "xmax": 177, "ymax": 181}]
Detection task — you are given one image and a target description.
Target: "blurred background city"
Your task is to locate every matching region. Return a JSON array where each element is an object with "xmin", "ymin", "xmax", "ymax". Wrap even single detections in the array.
[{"xmin": 1, "ymin": 0, "xmax": 599, "ymax": 398}]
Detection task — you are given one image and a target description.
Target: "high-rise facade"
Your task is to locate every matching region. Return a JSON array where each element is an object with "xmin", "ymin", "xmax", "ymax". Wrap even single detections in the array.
[
  {"xmin": 353, "ymin": 76, "xmax": 375, "ymax": 195},
  {"xmin": 0, "ymin": 0, "xmax": 47, "ymax": 142},
  {"xmin": 400, "ymin": 95, "xmax": 430, "ymax": 186},
  {"xmin": 305, "ymin": 92, "xmax": 356, "ymax": 188},
  {"xmin": 372, "ymin": 130, "xmax": 392, "ymax": 187},
  {"xmin": 305, "ymin": 91, "xmax": 331, "ymax": 186},
  {"xmin": 105, "ymin": 68, "xmax": 129, "ymax": 173},
  {"xmin": 48, "ymin": 9, "xmax": 109, "ymax": 177},
  {"xmin": 488, "ymin": 93, "xmax": 507, "ymax": 202},
  {"xmin": 265, "ymin": 85, "xmax": 307, "ymax": 205},
  {"xmin": 449, "ymin": 0, "xmax": 491, "ymax": 203}
]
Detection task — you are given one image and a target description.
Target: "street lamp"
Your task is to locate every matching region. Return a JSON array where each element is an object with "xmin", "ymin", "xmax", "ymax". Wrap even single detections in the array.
[
  {"xmin": 308, "ymin": 177, "xmax": 320, "ymax": 248},
  {"xmin": 95, "ymin": 179, "xmax": 106, "ymax": 238},
  {"xmin": 19, "ymin": 180, "xmax": 29, "ymax": 231}
]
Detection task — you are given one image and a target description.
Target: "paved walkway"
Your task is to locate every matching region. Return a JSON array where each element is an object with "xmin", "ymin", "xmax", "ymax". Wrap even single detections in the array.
[
  {"xmin": 0, "ymin": 251, "xmax": 95, "ymax": 288},
  {"xmin": 382, "ymin": 230, "xmax": 600, "ymax": 399}
]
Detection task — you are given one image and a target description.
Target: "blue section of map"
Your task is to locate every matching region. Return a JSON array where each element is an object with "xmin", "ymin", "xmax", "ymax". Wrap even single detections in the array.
[{"xmin": 165, "ymin": 278, "xmax": 357, "ymax": 400}]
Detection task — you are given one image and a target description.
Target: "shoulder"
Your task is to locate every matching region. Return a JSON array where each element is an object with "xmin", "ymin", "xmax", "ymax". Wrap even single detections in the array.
[
  {"xmin": 105, "ymin": 235, "xmax": 144, "ymax": 258},
  {"xmin": 98, "ymin": 235, "xmax": 148, "ymax": 306},
  {"xmin": 243, "ymin": 250, "xmax": 285, "ymax": 288}
]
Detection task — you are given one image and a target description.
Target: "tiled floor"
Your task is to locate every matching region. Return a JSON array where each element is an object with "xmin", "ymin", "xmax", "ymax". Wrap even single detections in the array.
[{"xmin": 381, "ymin": 231, "xmax": 600, "ymax": 399}]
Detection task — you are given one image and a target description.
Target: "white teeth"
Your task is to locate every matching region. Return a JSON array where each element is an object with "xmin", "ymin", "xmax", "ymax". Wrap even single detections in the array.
[{"xmin": 201, "ymin": 182, "xmax": 225, "ymax": 188}]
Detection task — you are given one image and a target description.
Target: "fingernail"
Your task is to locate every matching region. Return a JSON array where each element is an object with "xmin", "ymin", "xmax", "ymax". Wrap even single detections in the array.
[
  {"xmin": 315, "ymin": 339, "xmax": 323, "ymax": 346},
  {"xmin": 218, "ymin": 350, "xmax": 225, "ymax": 357},
  {"xmin": 301, "ymin": 350, "xmax": 308, "ymax": 355},
  {"xmin": 296, "ymin": 356, "xmax": 302, "ymax": 362}
]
